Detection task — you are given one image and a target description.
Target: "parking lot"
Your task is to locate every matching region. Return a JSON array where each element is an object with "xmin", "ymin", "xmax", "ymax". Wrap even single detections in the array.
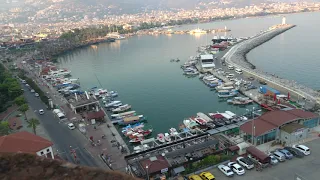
[{"xmin": 209, "ymin": 138, "xmax": 320, "ymax": 180}]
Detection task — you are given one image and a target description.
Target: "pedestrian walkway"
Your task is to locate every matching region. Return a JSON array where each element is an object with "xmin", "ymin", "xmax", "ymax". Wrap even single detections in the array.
[{"xmin": 83, "ymin": 123, "xmax": 128, "ymax": 172}]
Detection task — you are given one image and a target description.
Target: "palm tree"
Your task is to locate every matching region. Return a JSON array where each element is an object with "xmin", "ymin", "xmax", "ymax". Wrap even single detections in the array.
[
  {"xmin": 27, "ymin": 118, "xmax": 40, "ymax": 135},
  {"xmin": 19, "ymin": 104, "xmax": 29, "ymax": 120}
]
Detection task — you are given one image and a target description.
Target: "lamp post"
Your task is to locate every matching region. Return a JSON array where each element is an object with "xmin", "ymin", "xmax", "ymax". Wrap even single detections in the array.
[
  {"xmin": 145, "ymin": 165, "xmax": 149, "ymax": 180},
  {"xmin": 252, "ymin": 107, "xmax": 255, "ymax": 144}
]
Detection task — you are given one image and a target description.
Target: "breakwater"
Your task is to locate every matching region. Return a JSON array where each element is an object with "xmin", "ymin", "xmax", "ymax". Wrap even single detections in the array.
[{"xmin": 223, "ymin": 25, "xmax": 320, "ymax": 107}]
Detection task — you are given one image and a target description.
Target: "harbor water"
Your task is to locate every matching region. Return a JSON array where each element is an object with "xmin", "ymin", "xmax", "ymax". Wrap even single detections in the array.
[{"xmin": 58, "ymin": 12, "xmax": 319, "ymax": 135}]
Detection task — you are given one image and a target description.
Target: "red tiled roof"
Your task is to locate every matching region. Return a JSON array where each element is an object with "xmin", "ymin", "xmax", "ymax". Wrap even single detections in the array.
[
  {"xmin": 286, "ymin": 109, "xmax": 318, "ymax": 119},
  {"xmin": 140, "ymin": 155, "xmax": 170, "ymax": 174},
  {"xmin": 240, "ymin": 118, "xmax": 277, "ymax": 136},
  {"xmin": 0, "ymin": 131, "xmax": 53, "ymax": 154},
  {"xmin": 87, "ymin": 110, "xmax": 105, "ymax": 120},
  {"xmin": 240, "ymin": 109, "xmax": 319, "ymax": 136},
  {"xmin": 260, "ymin": 110, "xmax": 299, "ymax": 126}
]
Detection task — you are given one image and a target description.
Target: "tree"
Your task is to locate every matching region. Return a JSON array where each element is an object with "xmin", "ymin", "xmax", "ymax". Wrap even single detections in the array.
[
  {"xmin": 19, "ymin": 104, "xmax": 29, "ymax": 120},
  {"xmin": 27, "ymin": 118, "xmax": 40, "ymax": 135},
  {"xmin": 0, "ymin": 121, "xmax": 10, "ymax": 136},
  {"xmin": 14, "ymin": 96, "xmax": 26, "ymax": 106}
]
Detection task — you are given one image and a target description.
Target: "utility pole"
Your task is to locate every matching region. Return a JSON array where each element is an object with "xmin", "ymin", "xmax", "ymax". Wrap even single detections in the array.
[{"xmin": 251, "ymin": 107, "xmax": 255, "ymax": 145}]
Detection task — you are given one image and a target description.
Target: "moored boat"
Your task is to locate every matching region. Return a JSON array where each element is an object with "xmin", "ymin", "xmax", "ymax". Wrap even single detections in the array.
[
  {"xmin": 129, "ymin": 137, "xmax": 144, "ymax": 143},
  {"xmin": 169, "ymin": 128, "xmax": 178, "ymax": 136},
  {"xmin": 118, "ymin": 115, "xmax": 145, "ymax": 126},
  {"xmin": 190, "ymin": 117, "xmax": 207, "ymax": 126},
  {"xmin": 164, "ymin": 133, "xmax": 171, "ymax": 142},
  {"xmin": 111, "ymin": 111, "xmax": 136, "ymax": 118},
  {"xmin": 105, "ymin": 100, "xmax": 121, "ymax": 108},
  {"xmin": 157, "ymin": 133, "xmax": 166, "ymax": 143},
  {"xmin": 112, "ymin": 104, "xmax": 131, "ymax": 113}
]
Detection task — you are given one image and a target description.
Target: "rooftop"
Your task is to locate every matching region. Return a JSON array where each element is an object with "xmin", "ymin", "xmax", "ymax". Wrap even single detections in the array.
[
  {"xmin": 0, "ymin": 131, "xmax": 53, "ymax": 154},
  {"xmin": 240, "ymin": 109, "xmax": 318, "ymax": 136},
  {"xmin": 139, "ymin": 155, "xmax": 170, "ymax": 175},
  {"xmin": 281, "ymin": 123, "xmax": 305, "ymax": 134}
]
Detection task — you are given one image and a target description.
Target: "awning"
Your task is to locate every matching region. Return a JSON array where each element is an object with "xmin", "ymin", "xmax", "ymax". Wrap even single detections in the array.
[{"xmin": 173, "ymin": 166, "xmax": 185, "ymax": 174}]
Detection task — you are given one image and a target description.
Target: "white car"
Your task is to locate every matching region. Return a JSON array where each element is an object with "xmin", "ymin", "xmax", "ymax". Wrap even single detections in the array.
[
  {"xmin": 218, "ymin": 164, "xmax": 234, "ymax": 177},
  {"xmin": 35, "ymin": 93, "xmax": 39, "ymax": 97},
  {"xmin": 31, "ymin": 89, "xmax": 35, "ymax": 93},
  {"xmin": 293, "ymin": 144, "xmax": 310, "ymax": 156},
  {"xmin": 39, "ymin": 109, "xmax": 44, "ymax": 115},
  {"xmin": 236, "ymin": 157, "xmax": 254, "ymax": 170},
  {"xmin": 67, "ymin": 123, "xmax": 76, "ymax": 130},
  {"xmin": 228, "ymin": 162, "xmax": 245, "ymax": 175},
  {"xmin": 269, "ymin": 155, "xmax": 279, "ymax": 165}
]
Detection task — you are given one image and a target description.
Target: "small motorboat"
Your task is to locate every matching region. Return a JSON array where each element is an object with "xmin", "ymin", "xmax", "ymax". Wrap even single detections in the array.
[
  {"xmin": 164, "ymin": 133, "xmax": 171, "ymax": 142},
  {"xmin": 190, "ymin": 117, "xmax": 207, "ymax": 126},
  {"xmin": 157, "ymin": 133, "xmax": 166, "ymax": 143},
  {"xmin": 112, "ymin": 104, "xmax": 131, "ymax": 113},
  {"xmin": 134, "ymin": 144, "xmax": 150, "ymax": 153},
  {"xmin": 111, "ymin": 111, "xmax": 136, "ymax": 119},
  {"xmin": 129, "ymin": 137, "xmax": 144, "ymax": 143},
  {"xmin": 107, "ymin": 91, "xmax": 118, "ymax": 97},
  {"xmin": 142, "ymin": 129, "xmax": 153, "ymax": 137},
  {"xmin": 169, "ymin": 128, "xmax": 178, "ymax": 136},
  {"xmin": 105, "ymin": 100, "xmax": 121, "ymax": 108}
]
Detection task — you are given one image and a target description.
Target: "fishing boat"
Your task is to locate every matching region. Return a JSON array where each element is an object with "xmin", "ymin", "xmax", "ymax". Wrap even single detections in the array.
[
  {"xmin": 215, "ymin": 85, "xmax": 234, "ymax": 91},
  {"xmin": 169, "ymin": 128, "xmax": 178, "ymax": 136},
  {"xmin": 183, "ymin": 119, "xmax": 199, "ymax": 133},
  {"xmin": 133, "ymin": 144, "xmax": 150, "ymax": 153},
  {"xmin": 129, "ymin": 137, "xmax": 144, "ymax": 143},
  {"xmin": 196, "ymin": 112, "xmax": 213, "ymax": 122},
  {"xmin": 218, "ymin": 90, "xmax": 238, "ymax": 98},
  {"xmin": 111, "ymin": 111, "xmax": 136, "ymax": 118},
  {"xmin": 112, "ymin": 104, "xmax": 131, "ymax": 113},
  {"xmin": 118, "ymin": 115, "xmax": 145, "ymax": 126},
  {"xmin": 107, "ymin": 91, "xmax": 118, "ymax": 97},
  {"xmin": 157, "ymin": 133, "xmax": 166, "ymax": 143},
  {"xmin": 164, "ymin": 133, "xmax": 171, "ymax": 142},
  {"xmin": 128, "ymin": 132, "xmax": 144, "ymax": 139},
  {"xmin": 184, "ymin": 71, "xmax": 199, "ymax": 76},
  {"xmin": 121, "ymin": 123, "xmax": 144, "ymax": 132},
  {"xmin": 105, "ymin": 101, "xmax": 121, "ymax": 108},
  {"xmin": 190, "ymin": 117, "xmax": 207, "ymax": 126}
]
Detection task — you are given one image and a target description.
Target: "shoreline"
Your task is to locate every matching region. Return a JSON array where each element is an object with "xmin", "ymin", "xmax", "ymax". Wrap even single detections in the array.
[{"xmin": 223, "ymin": 25, "xmax": 320, "ymax": 106}]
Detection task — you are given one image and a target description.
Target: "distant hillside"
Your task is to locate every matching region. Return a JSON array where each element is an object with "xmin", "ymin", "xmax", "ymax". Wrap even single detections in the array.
[{"xmin": 0, "ymin": 153, "xmax": 139, "ymax": 180}]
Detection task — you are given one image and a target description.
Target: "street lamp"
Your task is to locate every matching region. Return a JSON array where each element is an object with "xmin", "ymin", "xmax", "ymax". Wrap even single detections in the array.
[{"xmin": 145, "ymin": 165, "xmax": 150, "ymax": 180}]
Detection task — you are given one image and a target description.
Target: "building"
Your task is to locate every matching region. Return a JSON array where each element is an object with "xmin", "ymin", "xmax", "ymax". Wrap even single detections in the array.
[
  {"xmin": 0, "ymin": 131, "xmax": 54, "ymax": 159},
  {"xmin": 200, "ymin": 54, "xmax": 215, "ymax": 69},
  {"xmin": 240, "ymin": 109, "xmax": 319, "ymax": 146}
]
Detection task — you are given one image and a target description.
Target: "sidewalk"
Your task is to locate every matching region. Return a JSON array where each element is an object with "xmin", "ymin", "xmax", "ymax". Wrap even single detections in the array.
[{"xmin": 83, "ymin": 122, "xmax": 129, "ymax": 172}]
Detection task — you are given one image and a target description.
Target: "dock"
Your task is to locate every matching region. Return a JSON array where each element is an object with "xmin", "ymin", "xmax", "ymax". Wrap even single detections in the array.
[{"xmin": 222, "ymin": 24, "xmax": 320, "ymax": 107}]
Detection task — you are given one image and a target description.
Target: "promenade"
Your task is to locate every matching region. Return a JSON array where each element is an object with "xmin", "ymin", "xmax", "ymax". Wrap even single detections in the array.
[{"xmin": 223, "ymin": 25, "xmax": 320, "ymax": 107}]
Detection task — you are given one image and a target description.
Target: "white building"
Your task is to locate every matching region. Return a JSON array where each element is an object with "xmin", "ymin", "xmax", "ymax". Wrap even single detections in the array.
[
  {"xmin": 200, "ymin": 54, "xmax": 215, "ymax": 69},
  {"xmin": 0, "ymin": 131, "xmax": 54, "ymax": 159}
]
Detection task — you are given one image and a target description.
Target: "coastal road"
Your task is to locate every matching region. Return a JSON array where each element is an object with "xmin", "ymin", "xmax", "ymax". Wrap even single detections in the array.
[{"xmin": 22, "ymin": 85, "xmax": 99, "ymax": 167}]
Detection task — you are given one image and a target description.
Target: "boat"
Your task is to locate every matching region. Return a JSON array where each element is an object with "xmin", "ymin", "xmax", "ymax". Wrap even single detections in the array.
[
  {"xmin": 183, "ymin": 119, "xmax": 199, "ymax": 133},
  {"xmin": 184, "ymin": 71, "xmax": 199, "ymax": 76},
  {"xmin": 105, "ymin": 101, "xmax": 121, "ymax": 108},
  {"xmin": 128, "ymin": 132, "xmax": 144, "ymax": 139},
  {"xmin": 169, "ymin": 128, "xmax": 179, "ymax": 136},
  {"xmin": 190, "ymin": 117, "xmax": 207, "ymax": 126},
  {"xmin": 129, "ymin": 137, "xmax": 144, "ymax": 143},
  {"xmin": 133, "ymin": 144, "xmax": 150, "ymax": 153},
  {"xmin": 183, "ymin": 67, "xmax": 197, "ymax": 72},
  {"xmin": 121, "ymin": 123, "xmax": 144, "ymax": 132},
  {"xmin": 215, "ymin": 86, "xmax": 234, "ymax": 91},
  {"xmin": 189, "ymin": 28, "xmax": 207, "ymax": 34},
  {"xmin": 218, "ymin": 91, "xmax": 238, "ymax": 98},
  {"xmin": 111, "ymin": 111, "xmax": 136, "ymax": 118},
  {"xmin": 196, "ymin": 112, "xmax": 213, "ymax": 122},
  {"xmin": 157, "ymin": 133, "xmax": 166, "ymax": 143},
  {"xmin": 112, "ymin": 104, "xmax": 131, "ymax": 113},
  {"xmin": 107, "ymin": 91, "xmax": 118, "ymax": 97},
  {"xmin": 164, "ymin": 133, "xmax": 171, "ymax": 142},
  {"xmin": 118, "ymin": 115, "xmax": 146, "ymax": 126}
]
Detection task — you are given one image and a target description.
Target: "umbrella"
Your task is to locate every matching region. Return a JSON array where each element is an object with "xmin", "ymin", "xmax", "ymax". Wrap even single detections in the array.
[{"xmin": 287, "ymin": 92, "xmax": 290, "ymax": 100}]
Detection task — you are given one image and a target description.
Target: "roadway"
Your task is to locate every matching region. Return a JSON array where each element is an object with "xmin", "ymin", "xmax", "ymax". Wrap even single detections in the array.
[{"xmin": 22, "ymin": 84, "xmax": 99, "ymax": 167}]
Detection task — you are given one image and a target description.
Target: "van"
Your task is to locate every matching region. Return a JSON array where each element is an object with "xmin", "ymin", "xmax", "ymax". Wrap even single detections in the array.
[
  {"xmin": 293, "ymin": 145, "xmax": 310, "ymax": 155},
  {"xmin": 235, "ymin": 68, "xmax": 243, "ymax": 74},
  {"xmin": 228, "ymin": 65, "xmax": 234, "ymax": 70},
  {"xmin": 273, "ymin": 151, "xmax": 286, "ymax": 162}
]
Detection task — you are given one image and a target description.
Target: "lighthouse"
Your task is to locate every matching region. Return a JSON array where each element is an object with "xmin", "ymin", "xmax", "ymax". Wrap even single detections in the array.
[{"xmin": 282, "ymin": 16, "xmax": 286, "ymax": 25}]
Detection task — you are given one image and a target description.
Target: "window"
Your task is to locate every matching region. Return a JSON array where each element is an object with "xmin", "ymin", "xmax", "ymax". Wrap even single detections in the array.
[
  {"xmin": 40, "ymin": 151, "xmax": 44, "ymax": 155},
  {"xmin": 47, "ymin": 149, "xmax": 50, "ymax": 152}
]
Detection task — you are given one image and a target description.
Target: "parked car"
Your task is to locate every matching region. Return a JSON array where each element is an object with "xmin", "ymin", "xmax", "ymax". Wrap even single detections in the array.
[
  {"xmin": 227, "ymin": 162, "xmax": 245, "ymax": 175},
  {"xmin": 35, "ymin": 93, "xmax": 39, "ymax": 97},
  {"xmin": 199, "ymin": 172, "xmax": 215, "ymax": 180},
  {"xmin": 259, "ymin": 80, "xmax": 267, "ymax": 85},
  {"xmin": 273, "ymin": 151, "xmax": 286, "ymax": 162},
  {"xmin": 269, "ymin": 155, "xmax": 279, "ymax": 165},
  {"xmin": 248, "ymin": 77, "xmax": 255, "ymax": 81},
  {"xmin": 236, "ymin": 157, "xmax": 254, "ymax": 170},
  {"xmin": 218, "ymin": 164, "xmax": 234, "ymax": 177},
  {"xmin": 39, "ymin": 109, "xmax": 44, "ymax": 115},
  {"xmin": 293, "ymin": 144, "xmax": 310, "ymax": 156},
  {"xmin": 284, "ymin": 147, "xmax": 304, "ymax": 158},
  {"xmin": 25, "ymin": 84, "xmax": 30, "ymax": 87},
  {"xmin": 67, "ymin": 123, "xmax": 76, "ymax": 130},
  {"xmin": 188, "ymin": 175, "xmax": 202, "ymax": 180},
  {"xmin": 31, "ymin": 89, "xmax": 35, "ymax": 93},
  {"xmin": 278, "ymin": 149, "xmax": 294, "ymax": 159}
]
